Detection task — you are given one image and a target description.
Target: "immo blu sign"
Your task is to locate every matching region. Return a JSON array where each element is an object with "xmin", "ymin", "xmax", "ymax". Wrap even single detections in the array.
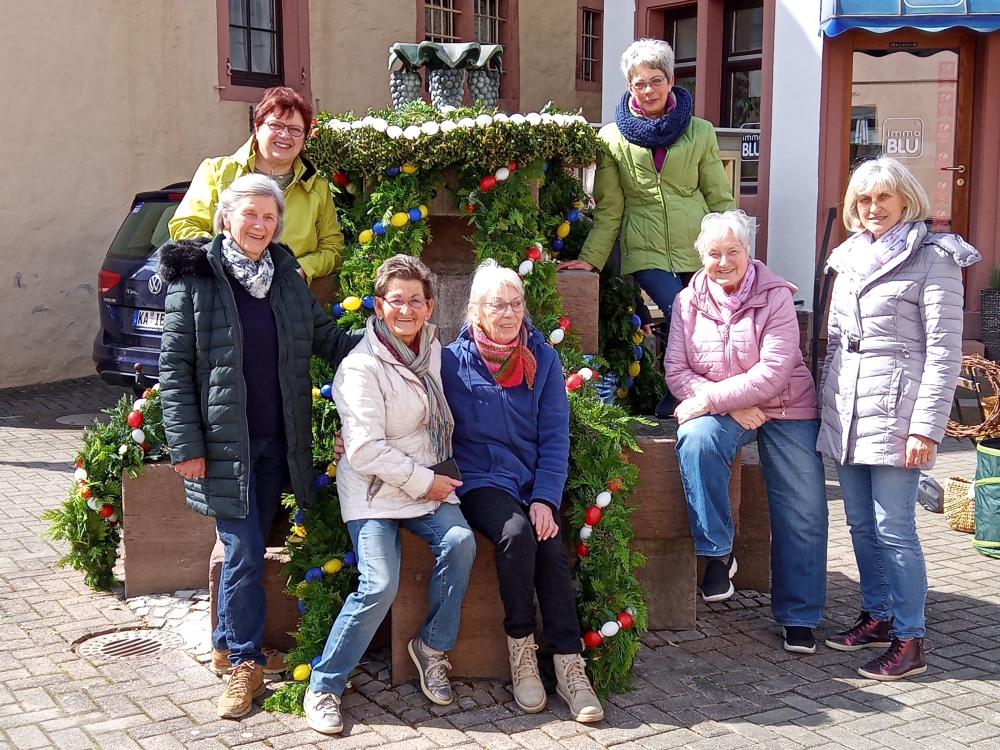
[
  {"xmin": 741, "ymin": 123, "xmax": 759, "ymax": 162},
  {"xmin": 882, "ymin": 118, "xmax": 922, "ymax": 158}
]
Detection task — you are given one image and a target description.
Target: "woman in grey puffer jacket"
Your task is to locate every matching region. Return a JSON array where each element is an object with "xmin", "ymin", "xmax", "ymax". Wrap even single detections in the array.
[{"xmin": 818, "ymin": 157, "xmax": 980, "ymax": 681}]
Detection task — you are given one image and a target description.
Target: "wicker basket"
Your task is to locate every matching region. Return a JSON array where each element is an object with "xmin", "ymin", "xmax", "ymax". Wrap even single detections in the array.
[{"xmin": 944, "ymin": 476, "xmax": 976, "ymax": 533}]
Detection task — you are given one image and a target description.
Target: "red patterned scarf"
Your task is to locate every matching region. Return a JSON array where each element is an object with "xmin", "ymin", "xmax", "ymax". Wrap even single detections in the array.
[{"xmin": 473, "ymin": 323, "xmax": 537, "ymax": 389}]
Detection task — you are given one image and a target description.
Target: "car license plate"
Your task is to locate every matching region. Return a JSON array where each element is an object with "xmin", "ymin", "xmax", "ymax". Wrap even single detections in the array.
[{"xmin": 133, "ymin": 309, "xmax": 165, "ymax": 332}]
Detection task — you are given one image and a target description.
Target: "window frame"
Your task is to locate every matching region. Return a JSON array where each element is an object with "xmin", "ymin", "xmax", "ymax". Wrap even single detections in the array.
[
  {"xmin": 426, "ymin": 0, "xmax": 462, "ymax": 43},
  {"xmin": 228, "ymin": 0, "xmax": 284, "ymax": 89},
  {"xmin": 577, "ymin": 1, "xmax": 604, "ymax": 92},
  {"xmin": 721, "ymin": 0, "xmax": 763, "ymax": 129},
  {"xmin": 661, "ymin": 4, "xmax": 698, "ymax": 105}
]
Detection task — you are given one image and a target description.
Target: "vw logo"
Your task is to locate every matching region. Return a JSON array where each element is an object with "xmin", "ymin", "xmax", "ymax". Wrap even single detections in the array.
[{"xmin": 147, "ymin": 273, "xmax": 163, "ymax": 295}]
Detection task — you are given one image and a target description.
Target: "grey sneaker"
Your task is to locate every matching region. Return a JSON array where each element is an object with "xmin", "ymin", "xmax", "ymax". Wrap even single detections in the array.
[
  {"xmin": 408, "ymin": 638, "xmax": 453, "ymax": 705},
  {"xmin": 303, "ymin": 688, "xmax": 343, "ymax": 734}
]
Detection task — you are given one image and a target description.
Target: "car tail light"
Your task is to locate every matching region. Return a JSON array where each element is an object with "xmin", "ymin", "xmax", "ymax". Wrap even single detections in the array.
[
  {"xmin": 168, "ymin": 193, "xmax": 186, "ymax": 200},
  {"xmin": 98, "ymin": 269, "xmax": 121, "ymax": 295}
]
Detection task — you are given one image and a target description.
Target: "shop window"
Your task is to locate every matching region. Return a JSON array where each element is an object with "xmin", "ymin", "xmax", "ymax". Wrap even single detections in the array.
[
  {"xmin": 663, "ymin": 7, "xmax": 697, "ymax": 106},
  {"xmin": 228, "ymin": 0, "xmax": 284, "ymax": 88},
  {"xmin": 426, "ymin": 0, "xmax": 461, "ymax": 42},
  {"xmin": 577, "ymin": 5, "xmax": 603, "ymax": 90},
  {"xmin": 722, "ymin": 0, "xmax": 763, "ymax": 191}
]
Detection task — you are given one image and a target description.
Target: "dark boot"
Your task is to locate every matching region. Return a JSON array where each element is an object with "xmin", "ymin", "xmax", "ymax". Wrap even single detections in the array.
[
  {"xmin": 825, "ymin": 611, "xmax": 894, "ymax": 652},
  {"xmin": 858, "ymin": 637, "xmax": 926, "ymax": 681},
  {"xmin": 699, "ymin": 555, "xmax": 737, "ymax": 602}
]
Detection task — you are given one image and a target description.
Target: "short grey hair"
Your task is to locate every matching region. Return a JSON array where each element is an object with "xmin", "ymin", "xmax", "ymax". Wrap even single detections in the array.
[
  {"xmin": 620, "ymin": 39, "xmax": 675, "ymax": 82},
  {"xmin": 843, "ymin": 157, "xmax": 930, "ymax": 232},
  {"xmin": 466, "ymin": 259, "xmax": 525, "ymax": 323},
  {"xmin": 695, "ymin": 210, "xmax": 756, "ymax": 259},
  {"xmin": 213, "ymin": 173, "xmax": 285, "ymax": 240},
  {"xmin": 374, "ymin": 254, "xmax": 436, "ymax": 300}
]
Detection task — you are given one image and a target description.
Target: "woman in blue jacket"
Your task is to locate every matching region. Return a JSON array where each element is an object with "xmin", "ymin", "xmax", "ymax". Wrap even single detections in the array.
[{"xmin": 440, "ymin": 260, "xmax": 602, "ymax": 723}]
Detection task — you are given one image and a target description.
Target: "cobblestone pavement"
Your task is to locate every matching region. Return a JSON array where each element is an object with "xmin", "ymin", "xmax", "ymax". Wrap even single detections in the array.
[{"xmin": 2, "ymin": 376, "xmax": 998, "ymax": 750}]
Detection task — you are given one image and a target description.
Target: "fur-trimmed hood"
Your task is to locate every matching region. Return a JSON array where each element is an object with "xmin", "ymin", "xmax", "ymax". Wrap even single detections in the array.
[{"xmin": 157, "ymin": 236, "xmax": 297, "ymax": 283}]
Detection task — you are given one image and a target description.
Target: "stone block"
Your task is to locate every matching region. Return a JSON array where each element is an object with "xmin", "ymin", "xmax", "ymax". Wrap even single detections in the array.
[
  {"xmin": 556, "ymin": 271, "xmax": 599, "ymax": 355},
  {"xmin": 733, "ymin": 458, "xmax": 771, "ymax": 594},
  {"xmin": 430, "ymin": 274, "xmax": 473, "ymax": 345},
  {"xmin": 121, "ymin": 462, "xmax": 216, "ymax": 598},
  {"xmin": 392, "ymin": 529, "xmax": 508, "ymax": 683},
  {"xmin": 634, "ymin": 537, "xmax": 697, "ymax": 631}
]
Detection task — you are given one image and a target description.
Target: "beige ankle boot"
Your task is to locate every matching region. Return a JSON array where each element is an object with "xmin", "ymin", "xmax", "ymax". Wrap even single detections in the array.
[
  {"xmin": 553, "ymin": 653, "xmax": 604, "ymax": 723},
  {"xmin": 507, "ymin": 634, "xmax": 546, "ymax": 713}
]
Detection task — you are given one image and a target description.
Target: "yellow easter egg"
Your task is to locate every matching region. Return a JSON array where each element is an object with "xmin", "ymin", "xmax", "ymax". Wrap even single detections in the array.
[
  {"xmin": 617, "ymin": 388, "xmax": 629, "ymax": 398},
  {"xmin": 632, "ymin": 333, "xmax": 644, "ymax": 345},
  {"xmin": 293, "ymin": 524, "xmax": 307, "ymax": 537},
  {"xmin": 292, "ymin": 664, "xmax": 311, "ymax": 681},
  {"xmin": 326, "ymin": 463, "xmax": 337, "ymax": 477},
  {"xmin": 343, "ymin": 296, "xmax": 362, "ymax": 311},
  {"xmin": 573, "ymin": 200, "xmax": 584, "ymax": 209},
  {"xmin": 628, "ymin": 361, "xmax": 641, "ymax": 378},
  {"xmin": 418, "ymin": 204, "xmax": 429, "ymax": 218},
  {"xmin": 323, "ymin": 558, "xmax": 344, "ymax": 575},
  {"xmin": 390, "ymin": 212, "xmax": 410, "ymax": 228},
  {"xmin": 556, "ymin": 221, "xmax": 571, "ymax": 239},
  {"xmin": 401, "ymin": 162, "xmax": 418, "ymax": 174},
  {"xmin": 359, "ymin": 229, "xmax": 374, "ymax": 244},
  {"xmin": 312, "ymin": 387, "xmax": 321, "ymax": 399}
]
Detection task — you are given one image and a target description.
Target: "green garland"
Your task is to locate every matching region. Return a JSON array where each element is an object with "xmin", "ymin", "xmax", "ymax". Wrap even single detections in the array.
[{"xmin": 42, "ymin": 388, "xmax": 167, "ymax": 589}]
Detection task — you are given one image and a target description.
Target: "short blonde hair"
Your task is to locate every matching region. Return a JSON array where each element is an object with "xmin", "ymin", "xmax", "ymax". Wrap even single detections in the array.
[
  {"xmin": 843, "ymin": 157, "xmax": 930, "ymax": 232},
  {"xmin": 466, "ymin": 259, "xmax": 525, "ymax": 323},
  {"xmin": 620, "ymin": 39, "xmax": 675, "ymax": 82},
  {"xmin": 695, "ymin": 210, "xmax": 756, "ymax": 259},
  {"xmin": 213, "ymin": 173, "xmax": 285, "ymax": 240}
]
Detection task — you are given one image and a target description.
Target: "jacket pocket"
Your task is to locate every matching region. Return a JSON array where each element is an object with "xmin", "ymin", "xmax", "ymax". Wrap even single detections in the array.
[
  {"xmin": 200, "ymin": 380, "xmax": 210, "ymax": 423},
  {"xmin": 887, "ymin": 364, "xmax": 903, "ymax": 411}
]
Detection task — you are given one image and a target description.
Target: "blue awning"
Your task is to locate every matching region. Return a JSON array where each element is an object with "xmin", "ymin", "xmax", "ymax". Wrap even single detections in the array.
[{"xmin": 821, "ymin": 1, "xmax": 1000, "ymax": 36}]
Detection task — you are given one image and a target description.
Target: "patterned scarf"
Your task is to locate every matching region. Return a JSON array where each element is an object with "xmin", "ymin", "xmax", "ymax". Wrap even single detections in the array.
[
  {"xmin": 840, "ymin": 221, "xmax": 916, "ymax": 286},
  {"xmin": 220, "ymin": 235, "xmax": 274, "ymax": 298},
  {"xmin": 614, "ymin": 85, "xmax": 693, "ymax": 149},
  {"xmin": 706, "ymin": 262, "xmax": 758, "ymax": 323},
  {"xmin": 473, "ymin": 323, "xmax": 537, "ymax": 389},
  {"xmin": 372, "ymin": 317, "xmax": 453, "ymax": 463}
]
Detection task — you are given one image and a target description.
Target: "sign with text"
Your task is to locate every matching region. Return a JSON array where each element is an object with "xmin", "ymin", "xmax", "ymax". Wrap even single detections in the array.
[
  {"xmin": 740, "ymin": 123, "xmax": 760, "ymax": 163},
  {"xmin": 882, "ymin": 118, "xmax": 923, "ymax": 158}
]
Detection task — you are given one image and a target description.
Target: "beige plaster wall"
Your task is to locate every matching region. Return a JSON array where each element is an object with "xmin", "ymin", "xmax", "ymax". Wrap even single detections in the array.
[
  {"xmin": 518, "ymin": 0, "xmax": 586, "ymax": 115},
  {"xmin": 309, "ymin": 0, "xmax": 414, "ymax": 115},
  {"xmin": 1, "ymin": 1, "xmax": 247, "ymax": 387}
]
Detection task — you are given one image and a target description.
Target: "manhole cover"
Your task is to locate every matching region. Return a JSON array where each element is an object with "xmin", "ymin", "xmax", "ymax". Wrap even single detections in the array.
[
  {"xmin": 56, "ymin": 413, "xmax": 103, "ymax": 426},
  {"xmin": 76, "ymin": 629, "xmax": 185, "ymax": 660}
]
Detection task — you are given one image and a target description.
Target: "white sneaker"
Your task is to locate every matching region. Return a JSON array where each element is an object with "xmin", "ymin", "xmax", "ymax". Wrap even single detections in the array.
[{"xmin": 303, "ymin": 688, "xmax": 343, "ymax": 734}]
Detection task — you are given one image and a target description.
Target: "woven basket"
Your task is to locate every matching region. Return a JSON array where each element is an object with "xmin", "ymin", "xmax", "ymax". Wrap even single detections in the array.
[{"xmin": 944, "ymin": 476, "xmax": 976, "ymax": 533}]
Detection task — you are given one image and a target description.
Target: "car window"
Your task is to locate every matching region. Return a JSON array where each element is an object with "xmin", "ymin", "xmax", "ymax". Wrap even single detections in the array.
[{"xmin": 107, "ymin": 201, "xmax": 179, "ymax": 260}]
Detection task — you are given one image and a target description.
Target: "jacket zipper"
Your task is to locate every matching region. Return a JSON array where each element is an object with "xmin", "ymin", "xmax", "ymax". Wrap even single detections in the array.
[
  {"xmin": 656, "ymin": 155, "xmax": 671, "ymax": 269},
  {"xmin": 722, "ymin": 322, "xmax": 732, "ymax": 378}
]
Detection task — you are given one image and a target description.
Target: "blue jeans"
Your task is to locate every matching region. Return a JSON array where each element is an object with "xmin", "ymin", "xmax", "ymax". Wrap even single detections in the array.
[
  {"xmin": 631, "ymin": 269, "xmax": 686, "ymax": 319},
  {"xmin": 309, "ymin": 502, "xmax": 476, "ymax": 695},
  {"xmin": 836, "ymin": 463, "xmax": 926, "ymax": 639},
  {"xmin": 213, "ymin": 435, "xmax": 289, "ymax": 666},
  {"xmin": 675, "ymin": 414, "xmax": 829, "ymax": 627}
]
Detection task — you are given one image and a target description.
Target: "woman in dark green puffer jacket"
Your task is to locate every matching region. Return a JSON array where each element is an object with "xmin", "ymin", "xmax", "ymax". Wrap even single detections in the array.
[{"xmin": 157, "ymin": 174, "xmax": 360, "ymax": 720}]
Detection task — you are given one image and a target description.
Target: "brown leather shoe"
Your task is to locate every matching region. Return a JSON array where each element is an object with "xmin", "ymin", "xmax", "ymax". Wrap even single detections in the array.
[
  {"xmin": 858, "ymin": 637, "xmax": 926, "ymax": 681},
  {"xmin": 211, "ymin": 648, "xmax": 286, "ymax": 675},
  {"xmin": 217, "ymin": 662, "xmax": 264, "ymax": 718},
  {"xmin": 825, "ymin": 611, "xmax": 893, "ymax": 652}
]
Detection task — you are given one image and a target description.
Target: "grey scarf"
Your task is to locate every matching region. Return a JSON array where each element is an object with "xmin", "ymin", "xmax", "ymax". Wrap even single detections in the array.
[{"xmin": 221, "ymin": 235, "xmax": 274, "ymax": 298}]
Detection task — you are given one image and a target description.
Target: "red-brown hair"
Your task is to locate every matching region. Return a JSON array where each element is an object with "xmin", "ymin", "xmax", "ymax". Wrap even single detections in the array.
[{"xmin": 253, "ymin": 87, "xmax": 313, "ymax": 129}]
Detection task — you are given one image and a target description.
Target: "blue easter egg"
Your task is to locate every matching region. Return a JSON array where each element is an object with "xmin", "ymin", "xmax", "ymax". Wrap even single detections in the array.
[
  {"xmin": 314, "ymin": 473, "xmax": 331, "ymax": 489},
  {"xmin": 567, "ymin": 208, "xmax": 581, "ymax": 223},
  {"xmin": 344, "ymin": 550, "xmax": 358, "ymax": 567},
  {"xmin": 408, "ymin": 207, "xmax": 423, "ymax": 222},
  {"xmin": 305, "ymin": 567, "xmax": 324, "ymax": 582},
  {"xmin": 634, "ymin": 345, "xmax": 644, "ymax": 360},
  {"xmin": 297, "ymin": 600, "xmax": 306, "ymax": 614},
  {"xmin": 541, "ymin": 163, "xmax": 549, "ymax": 172},
  {"xmin": 385, "ymin": 165, "xmax": 401, "ymax": 177},
  {"xmin": 373, "ymin": 221, "xmax": 386, "ymax": 236},
  {"xmin": 552, "ymin": 238, "xmax": 564, "ymax": 251},
  {"xmin": 311, "ymin": 655, "xmax": 322, "ymax": 667},
  {"xmin": 626, "ymin": 377, "xmax": 635, "ymax": 387},
  {"xmin": 332, "ymin": 303, "xmax": 345, "ymax": 318},
  {"xmin": 630, "ymin": 314, "xmax": 642, "ymax": 328},
  {"xmin": 362, "ymin": 295, "xmax": 375, "ymax": 309},
  {"xmin": 294, "ymin": 509, "xmax": 305, "ymax": 525},
  {"xmin": 320, "ymin": 383, "xmax": 333, "ymax": 399}
]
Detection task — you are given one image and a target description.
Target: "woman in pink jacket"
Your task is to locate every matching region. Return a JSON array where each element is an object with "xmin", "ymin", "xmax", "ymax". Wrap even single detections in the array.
[{"xmin": 664, "ymin": 210, "xmax": 828, "ymax": 654}]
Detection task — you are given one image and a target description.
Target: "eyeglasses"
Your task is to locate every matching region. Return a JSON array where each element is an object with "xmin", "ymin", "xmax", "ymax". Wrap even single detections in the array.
[
  {"xmin": 381, "ymin": 296, "xmax": 427, "ymax": 310},
  {"xmin": 630, "ymin": 76, "xmax": 669, "ymax": 92},
  {"xmin": 265, "ymin": 120, "xmax": 306, "ymax": 138},
  {"xmin": 485, "ymin": 299, "xmax": 525, "ymax": 314}
]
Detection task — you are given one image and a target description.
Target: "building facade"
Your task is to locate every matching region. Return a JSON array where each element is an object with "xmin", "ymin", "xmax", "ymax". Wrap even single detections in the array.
[{"xmin": 2, "ymin": 0, "xmax": 603, "ymax": 387}]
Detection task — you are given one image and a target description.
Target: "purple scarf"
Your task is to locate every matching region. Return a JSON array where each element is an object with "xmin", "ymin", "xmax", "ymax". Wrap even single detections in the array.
[{"xmin": 707, "ymin": 262, "xmax": 758, "ymax": 322}]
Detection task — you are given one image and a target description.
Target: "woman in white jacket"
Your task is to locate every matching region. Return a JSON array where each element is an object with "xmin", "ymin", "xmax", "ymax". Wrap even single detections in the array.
[{"xmin": 303, "ymin": 255, "xmax": 476, "ymax": 734}]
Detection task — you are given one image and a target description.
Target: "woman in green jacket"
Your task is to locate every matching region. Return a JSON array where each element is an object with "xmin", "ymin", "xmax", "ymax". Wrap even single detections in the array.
[
  {"xmin": 169, "ymin": 86, "xmax": 344, "ymax": 284},
  {"xmin": 559, "ymin": 38, "xmax": 735, "ymax": 328}
]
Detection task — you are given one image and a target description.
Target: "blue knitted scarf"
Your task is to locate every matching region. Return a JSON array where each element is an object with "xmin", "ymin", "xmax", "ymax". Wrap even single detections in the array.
[{"xmin": 614, "ymin": 86, "xmax": 693, "ymax": 149}]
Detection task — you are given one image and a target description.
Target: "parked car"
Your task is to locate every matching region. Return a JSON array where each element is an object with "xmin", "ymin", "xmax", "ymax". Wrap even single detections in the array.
[{"xmin": 93, "ymin": 183, "xmax": 189, "ymax": 391}]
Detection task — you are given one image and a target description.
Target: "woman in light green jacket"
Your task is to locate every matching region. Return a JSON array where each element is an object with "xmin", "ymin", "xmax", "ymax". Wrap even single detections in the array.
[{"xmin": 560, "ymin": 38, "xmax": 735, "ymax": 324}]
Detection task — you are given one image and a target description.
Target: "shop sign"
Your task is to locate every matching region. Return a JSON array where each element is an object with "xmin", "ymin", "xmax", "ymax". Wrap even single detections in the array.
[
  {"xmin": 740, "ymin": 123, "xmax": 759, "ymax": 162},
  {"xmin": 882, "ymin": 118, "xmax": 922, "ymax": 158}
]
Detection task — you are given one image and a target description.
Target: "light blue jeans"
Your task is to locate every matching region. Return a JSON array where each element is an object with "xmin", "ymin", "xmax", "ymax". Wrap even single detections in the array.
[
  {"xmin": 309, "ymin": 502, "xmax": 476, "ymax": 695},
  {"xmin": 836, "ymin": 463, "xmax": 926, "ymax": 639},
  {"xmin": 675, "ymin": 414, "xmax": 829, "ymax": 627}
]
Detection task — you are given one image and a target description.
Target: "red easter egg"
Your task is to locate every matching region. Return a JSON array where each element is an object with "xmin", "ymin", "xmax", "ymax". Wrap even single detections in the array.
[
  {"xmin": 75, "ymin": 458, "xmax": 83, "ymax": 468},
  {"xmin": 585, "ymin": 505, "xmax": 602, "ymax": 526},
  {"xmin": 466, "ymin": 203, "xmax": 476, "ymax": 213},
  {"xmin": 81, "ymin": 488, "xmax": 91, "ymax": 499},
  {"xmin": 607, "ymin": 478, "xmax": 622, "ymax": 492},
  {"xmin": 479, "ymin": 175, "xmax": 497, "ymax": 191},
  {"xmin": 99, "ymin": 504, "xmax": 114, "ymax": 518},
  {"xmin": 507, "ymin": 160, "xmax": 518, "ymax": 172},
  {"xmin": 141, "ymin": 443, "xmax": 150, "ymax": 452},
  {"xmin": 558, "ymin": 317, "xmax": 571, "ymax": 330},
  {"xmin": 617, "ymin": 611, "xmax": 634, "ymax": 629},
  {"xmin": 332, "ymin": 171, "xmax": 349, "ymax": 186},
  {"xmin": 526, "ymin": 247, "xmax": 542, "ymax": 262},
  {"xmin": 566, "ymin": 373, "xmax": 583, "ymax": 391},
  {"xmin": 583, "ymin": 630, "xmax": 603, "ymax": 648},
  {"xmin": 576, "ymin": 542, "xmax": 590, "ymax": 558},
  {"xmin": 127, "ymin": 410, "xmax": 143, "ymax": 428}
]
